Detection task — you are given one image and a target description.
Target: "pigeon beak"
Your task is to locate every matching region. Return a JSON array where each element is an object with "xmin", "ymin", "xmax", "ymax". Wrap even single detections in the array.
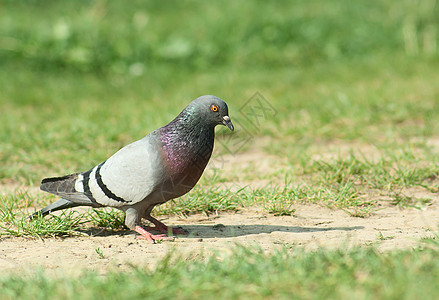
[{"xmin": 222, "ymin": 116, "xmax": 234, "ymax": 131}]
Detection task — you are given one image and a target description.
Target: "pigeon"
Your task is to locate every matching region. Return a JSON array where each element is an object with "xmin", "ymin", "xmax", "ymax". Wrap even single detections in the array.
[{"xmin": 31, "ymin": 95, "xmax": 234, "ymax": 242}]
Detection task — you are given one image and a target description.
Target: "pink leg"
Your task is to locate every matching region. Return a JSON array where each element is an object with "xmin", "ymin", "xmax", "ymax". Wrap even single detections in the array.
[
  {"xmin": 145, "ymin": 217, "xmax": 188, "ymax": 235},
  {"xmin": 135, "ymin": 226, "xmax": 174, "ymax": 243}
]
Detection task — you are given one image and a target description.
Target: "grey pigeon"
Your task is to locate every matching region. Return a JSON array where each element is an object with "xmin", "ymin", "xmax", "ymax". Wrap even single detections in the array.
[{"xmin": 31, "ymin": 95, "xmax": 234, "ymax": 242}]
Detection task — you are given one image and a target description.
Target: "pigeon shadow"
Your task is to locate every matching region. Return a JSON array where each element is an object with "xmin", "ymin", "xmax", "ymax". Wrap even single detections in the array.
[
  {"xmin": 176, "ymin": 224, "xmax": 365, "ymax": 239},
  {"xmin": 78, "ymin": 227, "xmax": 130, "ymax": 237},
  {"xmin": 77, "ymin": 224, "xmax": 364, "ymax": 239}
]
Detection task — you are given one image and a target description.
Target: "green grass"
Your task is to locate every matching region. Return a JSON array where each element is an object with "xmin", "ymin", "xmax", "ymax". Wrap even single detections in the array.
[
  {"xmin": 0, "ymin": 211, "xmax": 87, "ymax": 238},
  {"xmin": 0, "ymin": 243, "xmax": 439, "ymax": 299}
]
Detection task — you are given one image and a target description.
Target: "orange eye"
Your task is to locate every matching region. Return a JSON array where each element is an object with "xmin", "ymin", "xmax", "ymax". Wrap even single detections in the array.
[{"xmin": 211, "ymin": 105, "xmax": 219, "ymax": 112}]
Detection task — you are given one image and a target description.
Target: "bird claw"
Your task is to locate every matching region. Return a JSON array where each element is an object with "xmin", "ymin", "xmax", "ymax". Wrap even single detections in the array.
[
  {"xmin": 135, "ymin": 226, "xmax": 175, "ymax": 243},
  {"xmin": 137, "ymin": 234, "xmax": 174, "ymax": 243}
]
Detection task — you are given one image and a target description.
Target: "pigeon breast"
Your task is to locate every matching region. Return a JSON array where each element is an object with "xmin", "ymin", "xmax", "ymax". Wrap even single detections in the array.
[{"xmin": 157, "ymin": 113, "xmax": 215, "ymax": 199}]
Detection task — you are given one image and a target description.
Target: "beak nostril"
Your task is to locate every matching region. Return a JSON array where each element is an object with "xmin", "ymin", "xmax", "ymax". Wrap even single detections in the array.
[{"xmin": 221, "ymin": 115, "xmax": 234, "ymax": 131}]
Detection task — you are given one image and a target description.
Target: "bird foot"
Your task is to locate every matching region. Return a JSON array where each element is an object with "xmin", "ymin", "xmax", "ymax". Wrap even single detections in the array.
[{"xmin": 135, "ymin": 226, "xmax": 174, "ymax": 243}]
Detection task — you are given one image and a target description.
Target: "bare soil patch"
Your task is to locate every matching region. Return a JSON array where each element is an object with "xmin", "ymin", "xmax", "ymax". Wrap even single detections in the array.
[
  {"xmin": 1, "ymin": 202, "xmax": 437, "ymax": 276},
  {"xmin": 1, "ymin": 142, "xmax": 438, "ymax": 275}
]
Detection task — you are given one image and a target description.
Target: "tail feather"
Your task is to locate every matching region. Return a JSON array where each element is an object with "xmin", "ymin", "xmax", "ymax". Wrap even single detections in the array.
[
  {"xmin": 41, "ymin": 173, "xmax": 79, "ymax": 194},
  {"xmin": 40, "ymin": 172, "xmax": 95, "ymax": 205},
  {"xmin": 29, "ymin": 198, "xmax": 81, "ymax": 219}
]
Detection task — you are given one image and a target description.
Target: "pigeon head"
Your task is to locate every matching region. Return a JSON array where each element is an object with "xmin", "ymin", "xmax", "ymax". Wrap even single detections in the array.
[{"xmin": 186, "ymin": 95, "xmax": 234, "ymax": 131}]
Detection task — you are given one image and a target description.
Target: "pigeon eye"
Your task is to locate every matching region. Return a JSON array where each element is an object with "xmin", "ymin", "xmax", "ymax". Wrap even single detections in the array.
[{"xmin": 211, "ymin": 105, "xmax": 219, "ymax": 112}]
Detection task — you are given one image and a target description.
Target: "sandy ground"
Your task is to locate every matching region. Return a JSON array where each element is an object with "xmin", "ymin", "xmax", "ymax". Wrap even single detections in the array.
[
  {"xmin": 1, "ymin": 142, "xmax": 438, "ymax": 276},
  {"xmin": 1, "ymin": 201, "xmax": 438, "ymax": 276}
]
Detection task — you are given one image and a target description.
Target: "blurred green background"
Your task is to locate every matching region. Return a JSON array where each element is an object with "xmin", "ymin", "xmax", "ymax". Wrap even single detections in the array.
[
  {"xmin": 1, "ymin": 0, "xmax": 439, "ymax": 184},
  {"xmin": 2, "ymin": 0, "xmax": 438, "ymax": 73}
]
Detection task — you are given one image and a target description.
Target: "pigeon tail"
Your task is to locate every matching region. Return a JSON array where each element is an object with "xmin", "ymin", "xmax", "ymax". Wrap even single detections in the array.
[
  {"xmin": 41, "ymin": 173, "xmax": 79, "ymax": 194},
  {"xmin": 29, "ymin": 198, "xmax": 81, "ymax": 219}
]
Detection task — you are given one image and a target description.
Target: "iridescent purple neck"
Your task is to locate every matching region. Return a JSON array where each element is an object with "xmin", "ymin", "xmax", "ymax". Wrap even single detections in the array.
[{"xmin": 157, "ymin": 110, "xmax": 215, "ymax": 175}]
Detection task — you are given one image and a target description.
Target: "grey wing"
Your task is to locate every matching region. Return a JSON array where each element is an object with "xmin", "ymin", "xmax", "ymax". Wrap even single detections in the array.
[{"xmin": 82, "ymin": 136, "xmax": 166, "ymax": 207}]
